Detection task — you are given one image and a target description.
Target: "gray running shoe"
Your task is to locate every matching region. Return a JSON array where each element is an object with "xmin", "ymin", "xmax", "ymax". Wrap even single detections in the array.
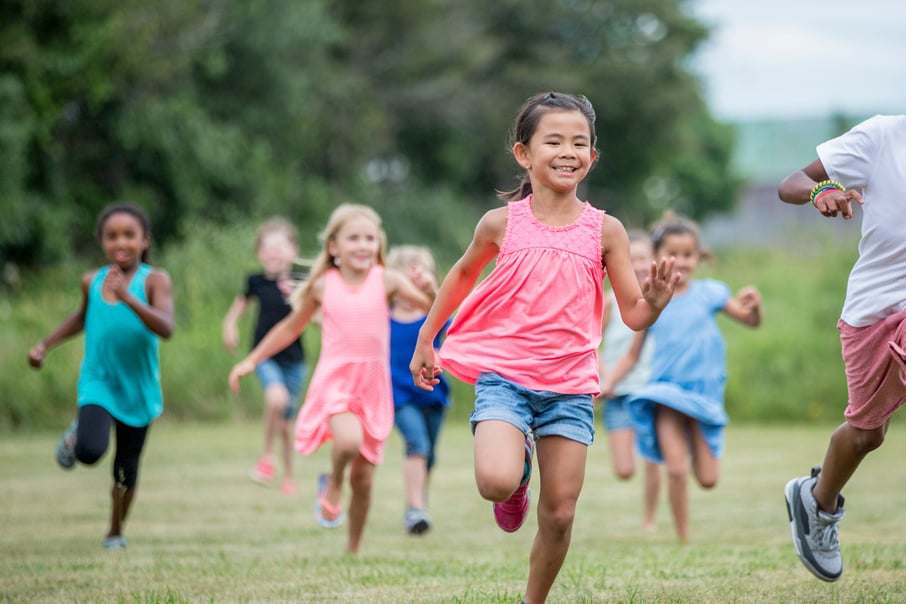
[
  {"xmin": 784, "ymin": 466, "xmax": 845, "ymax": 582},
  {"xmin": 404, "ymin": 508, "xmax": 432, "ymax": 535},
  {"xmin": 103, "ymin": 535, "xmax": 127, "ymax": 550},
  {"xmin": 55, "ymin": 419, "xmax": 78, "ymax": 470}
]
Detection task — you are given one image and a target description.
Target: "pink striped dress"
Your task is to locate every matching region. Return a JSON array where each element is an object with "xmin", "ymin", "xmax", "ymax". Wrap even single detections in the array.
[{"xmin": 294, "ymin": 265, "xmax": 393, "ymax": 463}]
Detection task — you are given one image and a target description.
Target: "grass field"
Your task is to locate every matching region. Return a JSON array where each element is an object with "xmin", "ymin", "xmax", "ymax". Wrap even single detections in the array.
[{"xmin": 3, "ymin": 419, "xmax": 906, "ymax": 603}]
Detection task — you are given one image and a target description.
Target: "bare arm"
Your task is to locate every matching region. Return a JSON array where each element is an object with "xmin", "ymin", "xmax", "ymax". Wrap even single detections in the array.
[
  {"xmin": 384, "ymin": 267, "xmax": 435, "ymax": 313},
  {"xmin": 222, "ymin": 295, "xmax": 249, "ymax": 353},
  {"xmin": 28, "ymin": 271, "xmax": 93, "ymax": 369},
  {"xmin": 102, "ymin": 265, "xmax": 174, "ymax": 338},
  {"xmin": 228, "ymin": 276, "xmax": 321, "ymax": 392},
  {"xmin": 599, "ymin": 329, "xmax": 647, "ymax": 399},
  {"xmin": 410, "ymin": 207, "xmax": 505, "ymax": 389},
  {"xmin": 602, "ymin": 216, "xmax": 678, "ymax": 331},
  {"xmin": 778, "ymin": 159, "xmax": 863, "ymax": 219},
  {"xmin": 722, "ymin": 286, "xmax": 763, "ymax": 328}
]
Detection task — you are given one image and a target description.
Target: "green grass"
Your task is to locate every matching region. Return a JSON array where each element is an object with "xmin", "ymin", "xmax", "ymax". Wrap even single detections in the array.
[{"xmin": 3, "ymin": 420, "xmax": 906, "ymax": 603}]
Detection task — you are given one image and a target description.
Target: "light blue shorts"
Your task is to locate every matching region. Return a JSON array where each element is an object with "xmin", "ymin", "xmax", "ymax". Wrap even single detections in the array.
[
  {"xmin": 470, "ymin": 372, "xmax": 594, "ymax": 445},
  {"xmin": 603, "ymin": 395, "xmax": 634, "ymax": 432},
  {"xmin": 255, "ymin": 359, "xmax": 306, "ymax": 420}
]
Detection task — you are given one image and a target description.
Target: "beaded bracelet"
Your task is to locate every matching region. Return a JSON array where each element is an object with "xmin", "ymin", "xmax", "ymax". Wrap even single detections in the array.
[{"xmin": 809, "ymin": 180, "xmax": 845, "ymax": 207}]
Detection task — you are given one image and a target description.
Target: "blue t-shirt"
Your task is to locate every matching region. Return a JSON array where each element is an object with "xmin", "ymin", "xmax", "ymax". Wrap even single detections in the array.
[
  {"xmin": 389, "ymin": 316, "xmax": 450, "ymax": 408},
  {"xmin": 78, "ymin": 264, "xmax": 163, "ymax": 426}
]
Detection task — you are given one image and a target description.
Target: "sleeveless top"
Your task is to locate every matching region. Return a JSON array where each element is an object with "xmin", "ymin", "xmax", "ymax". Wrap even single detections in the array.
[
  {"xmin": 78, "ymin": 264, "xmax": 163, "ymax": 426},
  {"xmin": 601, "ymin": 290, "xmax": 654, "ymax": 396},
  {"xmin": 390, "ymin": 316, "xmax": 450, "ymax": 409},
  {"xmin": 294, "ymin": 265, "xmax": 394, "ymax": 463},
  {"xmin": 439, "ymin": 195, "xmax": 606, "ymax": 394}
]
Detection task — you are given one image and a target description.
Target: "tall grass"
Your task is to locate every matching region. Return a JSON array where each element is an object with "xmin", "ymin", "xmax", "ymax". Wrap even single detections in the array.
[{"xmin": 2, "ymin": 421, "xmax": 906, "ymax": 602}]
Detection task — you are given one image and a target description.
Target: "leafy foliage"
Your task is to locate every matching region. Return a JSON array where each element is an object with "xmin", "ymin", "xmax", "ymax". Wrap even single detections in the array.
[{"xmin": 1, "ymin": 0, "xmax": 740, "ymax": 269}]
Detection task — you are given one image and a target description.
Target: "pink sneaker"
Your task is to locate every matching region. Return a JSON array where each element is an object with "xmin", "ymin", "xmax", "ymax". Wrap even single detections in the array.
[
  {"xmin": 249, "ymin": 458, "xmax": 274, "ymax": 485},
  {"xmin": 493, "ymin": 434, "xmax": 534, "ymax": 533},
  {"xmin": 280, "ymin": 479, "xmax": 297, "ymax": 496}
]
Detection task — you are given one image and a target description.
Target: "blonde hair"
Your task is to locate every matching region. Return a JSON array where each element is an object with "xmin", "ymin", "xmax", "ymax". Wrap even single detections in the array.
[
  {"xmin": 289, "ymin": 203, "xmax": 387, "ymax": 309},
  {"xmin": 254, "ymin": 217, "xmax": 298, "ymax": 250},
  {"xmin": 386, "ymin": 245, "xmax": 437, "ymax": 276}
]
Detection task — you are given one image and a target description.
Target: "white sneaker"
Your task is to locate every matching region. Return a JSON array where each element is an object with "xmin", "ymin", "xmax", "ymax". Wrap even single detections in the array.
[{"xmin": 784, "ymin": 467, "xmax": 845, "ymax": 582}]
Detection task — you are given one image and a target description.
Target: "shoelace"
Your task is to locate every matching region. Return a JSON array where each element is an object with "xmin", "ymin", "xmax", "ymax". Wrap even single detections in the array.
[{"xmin": 814, "ymin": 516, "xmax": 840, "ymax": 550}]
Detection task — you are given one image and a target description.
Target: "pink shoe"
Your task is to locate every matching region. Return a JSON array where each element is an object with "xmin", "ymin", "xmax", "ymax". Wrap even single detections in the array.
[
  {"xmin": 249, "ymin": 458, "xmax": 274, "ymax": 485},
  {"xmin": 493, "ymin": 434, "xmax": 534, "ymax": 533},
  {"xmin": 280, "ymin": 479, "xmax": 297, "ymax": 496}
]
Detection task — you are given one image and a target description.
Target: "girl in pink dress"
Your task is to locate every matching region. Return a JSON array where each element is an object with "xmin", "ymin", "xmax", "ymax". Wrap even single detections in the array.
[
  {"xmin": 410, "ymin": 92, "xmax": 679, "ymax": 604},
  {"xmin": 229, "ymin": 204, "xmax": 434, "ymax": 555}
]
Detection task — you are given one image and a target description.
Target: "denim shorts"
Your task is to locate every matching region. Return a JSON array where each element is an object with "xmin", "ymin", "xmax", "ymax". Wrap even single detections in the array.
[
  {"xmin": 602, "ymin": 395, "xmax": 634, "ymax": 432},
  {"xmin": 394, "ymin": 403, "xmax": 446, "ymax": 470},
  {"xmin": 255, "ymin": 359, "xmax": 306, "ymax": 420},
  {"xmin": 470, "ymin": 372, "xmax": 594, "ymax": 445}
]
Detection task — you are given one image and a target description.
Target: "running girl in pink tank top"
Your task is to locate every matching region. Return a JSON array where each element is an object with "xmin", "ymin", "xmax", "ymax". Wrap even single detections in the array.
[
  {"xmin": 410, "ymin": 92, "xmax": 679, "ymax": 604},
  {"xmin": 229, "ymin": 204, "xmax": 435, "ymax": 555}
]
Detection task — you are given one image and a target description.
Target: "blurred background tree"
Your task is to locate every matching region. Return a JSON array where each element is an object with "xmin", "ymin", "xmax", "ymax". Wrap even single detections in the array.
[{"xmin": 0, "ymin": 0, "xmax": 738, "ymax": 268}]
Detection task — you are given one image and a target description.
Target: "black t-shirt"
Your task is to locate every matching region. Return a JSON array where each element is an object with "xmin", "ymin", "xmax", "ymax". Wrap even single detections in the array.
[{"xmin": 243, "ymin": 273, "xmax": 304, "ymax": 364}]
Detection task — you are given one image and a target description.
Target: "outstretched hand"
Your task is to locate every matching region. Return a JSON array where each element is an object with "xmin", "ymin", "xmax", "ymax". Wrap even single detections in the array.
[
  {"xmin": 228, "ymin": 358, "xmax": 256, "ymax": 393},
  {"xmin": 642, "ymin": 256, "xmax": 680, "ymax": 310}
]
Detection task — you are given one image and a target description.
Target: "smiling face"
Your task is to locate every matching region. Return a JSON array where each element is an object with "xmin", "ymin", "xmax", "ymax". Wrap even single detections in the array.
[
  {"xmin": 327, "ymin": 214, "xmax": 382, "ymax": 273},
  {"xmin": 655, "ymin": 232, "xmax": 700, "ymax": 290},
  {"xmin": 100, "ymin": 212, "xmax": 149, "ymax": 270},
  {"xmin": 514, "ymin": 108, "xmax": 598, "ymax": 195}
]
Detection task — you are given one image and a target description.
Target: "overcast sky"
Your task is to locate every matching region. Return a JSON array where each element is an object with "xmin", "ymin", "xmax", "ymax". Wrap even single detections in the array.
[{"xmin": 689, "ymin": 0, "xmax": 906, "ymax": 121}]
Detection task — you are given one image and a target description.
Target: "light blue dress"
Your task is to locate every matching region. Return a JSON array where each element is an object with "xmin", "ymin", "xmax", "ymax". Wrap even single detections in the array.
[
  {"xmin": 77, "ymin": 264, "xmax": 163, "ymax": 427},
  {"xmin": 626, "ymin": 279, "xmax": 731, "ymax": 462}
]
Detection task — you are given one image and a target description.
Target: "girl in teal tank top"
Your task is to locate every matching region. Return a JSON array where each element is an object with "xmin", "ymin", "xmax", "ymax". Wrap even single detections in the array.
[{"xmin": 28, "ymin": 203, "xmax": 174, "ymax": 550}]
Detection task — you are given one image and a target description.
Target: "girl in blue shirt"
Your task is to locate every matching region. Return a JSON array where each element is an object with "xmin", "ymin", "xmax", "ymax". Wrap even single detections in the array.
[{"xmin": 627, "ymin": 212, "xmax": 762, "ymax": 543}]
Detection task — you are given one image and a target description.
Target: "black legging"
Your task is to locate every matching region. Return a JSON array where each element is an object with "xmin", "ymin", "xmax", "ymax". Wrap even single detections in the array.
[{"xmin": 74, "ymin": 404, "xmax": 149, "ymax": 489}]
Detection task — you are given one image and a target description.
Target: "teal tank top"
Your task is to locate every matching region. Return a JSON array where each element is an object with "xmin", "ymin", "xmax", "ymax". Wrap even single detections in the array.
[{"xmin": 77, "ymin": 264, "xmax": 163, "ymax": 426}]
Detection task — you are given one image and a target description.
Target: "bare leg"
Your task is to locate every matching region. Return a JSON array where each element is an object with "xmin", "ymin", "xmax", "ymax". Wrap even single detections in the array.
[
  {"xmin": 642, "ymin": 460, "xmax": 661, "ymax": 530},
  {"xmin": 346, "ymin": 454, "xmax": 375, "ymax": 555},
  {"xmin": 108, "ymin": 484, "xmax": 136, "ymax": 538},
  {"xmin": 262, "ymin": 383, "xmax": 289, "ymax": 465},
  {"xmin": 404, "ymin": 455, "xmax": 428, "ymax": 510},
  {"xmin": 321, "ymin": 412, "xmax": 363, "ymax": 522},
  {"xmin": 473, "ymin": 420, "xmax": 527, "ymax": 502},
  {"xmin": 655, "ymin": 405, "xmax": 692, "ymax": 543},
  {"xmin": 689, "ymin": 421, "xmax": 719, "ymax": 489},
  {"xmin": 279, "ymin": 418, "xmax": 294, "ymax": 485},
  {"xmin": 608, "ymin": 428, "xmax": 636, "ymax": 480},
  {"xmin": 523, "ymin": 437, "xmax": 587, "ymax": 604},
  {"xmin": 813, "ymin": 421, "xmax": 887, "ymax": 513}
]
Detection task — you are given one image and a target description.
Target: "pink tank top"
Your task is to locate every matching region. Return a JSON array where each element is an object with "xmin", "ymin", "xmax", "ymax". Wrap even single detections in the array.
[{"xmin": 439, "ymin": 196, "xmax": 605, "ymax": 394}]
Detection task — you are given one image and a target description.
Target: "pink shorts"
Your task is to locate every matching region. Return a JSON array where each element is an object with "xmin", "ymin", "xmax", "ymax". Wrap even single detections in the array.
[{"xmin": 838, "ymin": 308, "xmax": 906, "ymax": 429}]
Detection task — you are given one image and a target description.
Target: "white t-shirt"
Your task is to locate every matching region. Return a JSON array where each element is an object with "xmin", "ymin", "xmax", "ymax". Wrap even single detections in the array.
[{"xmin": 818, "ymin": 115, "xmax": 906, "ymax": 327}]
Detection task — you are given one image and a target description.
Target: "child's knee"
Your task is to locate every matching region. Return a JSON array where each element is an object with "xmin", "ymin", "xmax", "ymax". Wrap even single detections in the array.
[
  {"xmin": 75, "ymin": 441, "xmax": 105, "ymax": 465},
  {"xmin": 855, "ymin": 426, "xmax": 886, "ymax": 453},
  {"xmin": 475, "ymin": 472, "xmax": 518, "ymax": 502}
]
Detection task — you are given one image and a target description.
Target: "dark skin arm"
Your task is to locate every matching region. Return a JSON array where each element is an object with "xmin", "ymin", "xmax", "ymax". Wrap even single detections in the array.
[
  {"xmin": 28, "ymin": 266, "xmax": 174, "ymax": 369},
  {"xmin": 778, "ymin": 159, "xmax": 864, "ymax": 219}
]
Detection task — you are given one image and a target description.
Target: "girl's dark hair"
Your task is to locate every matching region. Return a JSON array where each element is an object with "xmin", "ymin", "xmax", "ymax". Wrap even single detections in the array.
[
  {"xmin": 95, "ymin": 202, "xmax": 153, "ymax": 264},
  {"xmin": 498, "ymin": 91, "xmax": 598, "ymax": 202}
]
